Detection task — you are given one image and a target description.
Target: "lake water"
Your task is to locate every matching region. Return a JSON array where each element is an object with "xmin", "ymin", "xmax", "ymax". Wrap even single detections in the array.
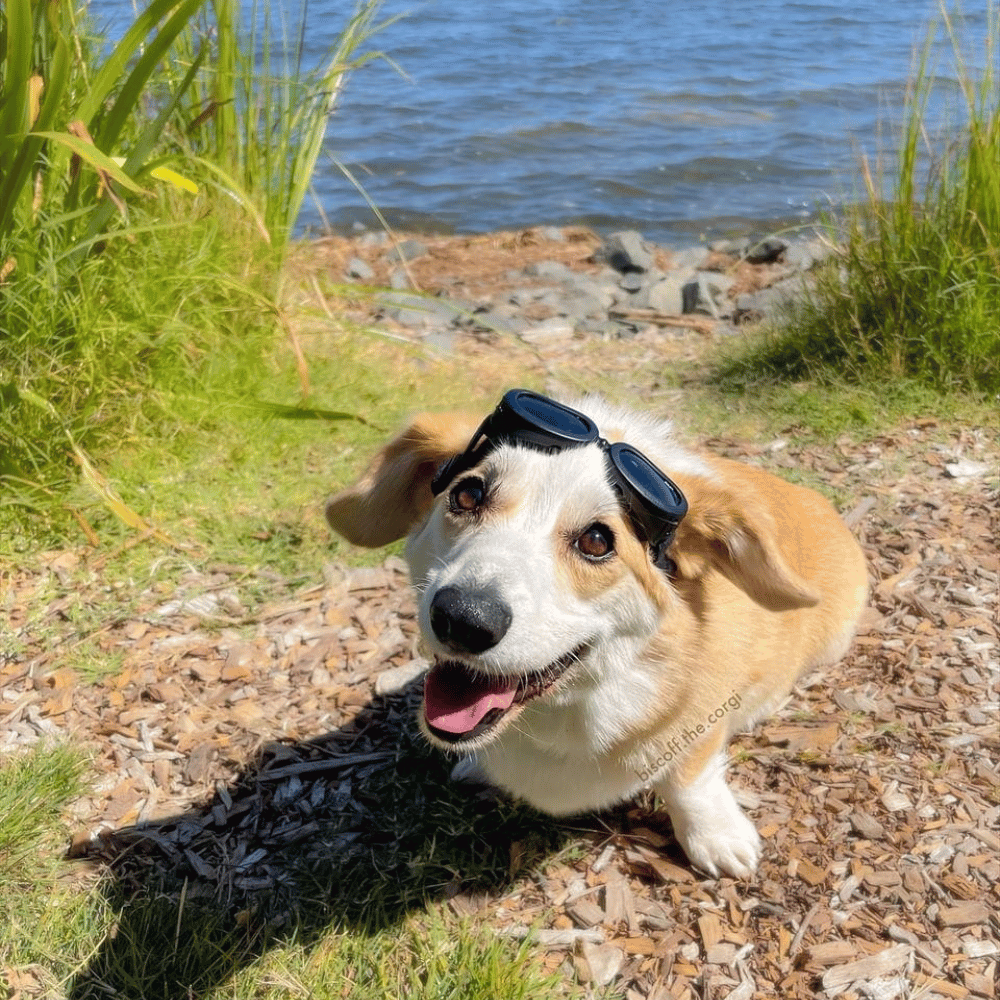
[{"xmin": 100, "ymin": 0, "xmax": 992, "ymax": 246}]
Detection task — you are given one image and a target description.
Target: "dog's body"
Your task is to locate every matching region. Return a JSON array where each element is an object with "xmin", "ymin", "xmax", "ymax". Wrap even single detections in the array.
[{"xmin": 326, "ymin": 395, "xmax": 867, "ymax": 878}]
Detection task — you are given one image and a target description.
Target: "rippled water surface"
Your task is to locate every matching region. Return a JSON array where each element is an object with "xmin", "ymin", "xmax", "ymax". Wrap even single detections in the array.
[{"xmin": 102, "ymin": 0, "xmax": 992, "ymax": 244}]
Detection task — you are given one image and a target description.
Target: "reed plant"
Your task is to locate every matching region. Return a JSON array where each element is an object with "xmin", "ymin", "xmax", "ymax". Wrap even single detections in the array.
[
  {"xmin": 0, "ymin": 0, "xmax": 390, "ymax": 541},
  {"xmin": 719, "ymin": 6, "xmax": 999, "ymax": 395}
]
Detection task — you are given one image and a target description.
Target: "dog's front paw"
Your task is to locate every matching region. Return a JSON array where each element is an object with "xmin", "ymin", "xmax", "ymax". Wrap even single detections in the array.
[
  {"xmin": 672, "ymin": 810, "xmax": 761, "ymax": 880},
  {"xmin": 656, "ymin": 755, "xmax": 762, "ymax": 879}
]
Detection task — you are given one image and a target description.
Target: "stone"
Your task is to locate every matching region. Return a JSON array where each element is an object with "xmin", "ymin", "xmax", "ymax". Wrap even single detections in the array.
[
  {"xmin": 376, "ymin": 291, "xmax": 461, "ymax": 328},
  {"xmin": 671, "ymin": 246, "xmax": 711, "ymax": 271},
  {"xmin": 423, "ymin": 328, "xmax": 456, "ymax": 353},
  {"xmin": 345, "ymin": 257, "xmax": 375, "ymax": 282},
  {"xmin": 558, "ymin": 289, "xmax": 606, "ymax": 322},
  {"xmin": 783, "ymin": 241, "xmax": 815, "ymax": 271},
  {"xmin": 682, "ymin": 272, "xmax": 735, "ymax": 317},
  {"xmin": 595, "ymin": 230, "xmax": 654, "ymax": 273},
  {"xmin": 618, "ymin": 271, "xmax": 645, "ymax": 294},
  {"xmin": 389, "ymin": 238, "xmax": 428, "ymax": 263},
  {"xmin": 509, "ymin": 287, "xmax": 544, "ymax": 307},
  {"xmin": 744, "ymin": 237, "xmax": 788, "ymax": 264},
  {"xmin": 761, "ymin": 275, "xmax": 809, "ymax": 311},
  {"xmin": 647, "ymin": 275, "xmax": 686, "ymax": 314},
  {"xmin": 568, "ymin": 274, "xmax": 617, "ymax": 311},
  {"xmin": 579, "ymin": 319, "xmax": 621, "ymax": 338},
  {"xmin": 520, "ymin": 318, "xmax": 575, "ymax": 344},
  {"xmin": 389, "ymin": 268, "xmax": 410, "ymax": 290},
  {"xmin": 524, "ymin": 260, "xmax": 573, "ymax": 281},
  {"xmin": 539, "ymin": 225, "xmax": 565, "ymax": 242},
  {"xmin": 734, "ymin": 292, "xmax": 758, "ymax": 318},
  {"xmin": 470, "ymin": 309, "xmax": 528, "ymax": 335}
]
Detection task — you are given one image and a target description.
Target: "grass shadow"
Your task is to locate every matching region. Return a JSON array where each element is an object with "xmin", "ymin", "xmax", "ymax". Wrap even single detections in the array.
[{"xmin": 66, "ymin": 680, "xmax": 581, "ymax": 999}]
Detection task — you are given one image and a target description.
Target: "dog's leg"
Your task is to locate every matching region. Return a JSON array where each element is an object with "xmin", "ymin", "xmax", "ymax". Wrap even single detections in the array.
[{"xmin": 654, "ymin": 748, "xmax": 761, "ymax": 879}]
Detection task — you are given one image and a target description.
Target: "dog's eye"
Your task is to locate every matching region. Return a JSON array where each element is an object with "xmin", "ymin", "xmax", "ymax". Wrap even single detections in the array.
[
  {"xmin": 450, "ymin": 478, "xmax": 485, "ymax": 513},
  {"xmin": 576, "ymin": 523, "xmax": 615, "ymax": 560}
]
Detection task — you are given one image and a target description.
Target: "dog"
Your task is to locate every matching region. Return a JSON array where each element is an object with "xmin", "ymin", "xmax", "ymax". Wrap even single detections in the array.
[{"xmin": 325, "ymin": 389, "xmax": 868, "ymax": 878}]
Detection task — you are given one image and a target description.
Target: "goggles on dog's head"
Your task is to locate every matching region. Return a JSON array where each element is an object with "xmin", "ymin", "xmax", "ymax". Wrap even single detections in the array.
[{"xmin": 431, "ymin": 389, "xmax": 688, "ymax": 573}]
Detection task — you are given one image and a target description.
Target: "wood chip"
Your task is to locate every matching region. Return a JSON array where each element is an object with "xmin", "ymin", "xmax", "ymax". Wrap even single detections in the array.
[
  {"xmin": 938, "ymin": 901, "xmax": 991, "ymax": 927},
  {"xmin": 821, "ymin": 944, "xmax": 912, "ymax": 990}
]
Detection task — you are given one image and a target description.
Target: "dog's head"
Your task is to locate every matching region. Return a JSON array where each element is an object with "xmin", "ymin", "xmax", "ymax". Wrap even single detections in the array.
[{"xmin": 326, "ymin": 393, "xmax": 819, "ymax": 754}]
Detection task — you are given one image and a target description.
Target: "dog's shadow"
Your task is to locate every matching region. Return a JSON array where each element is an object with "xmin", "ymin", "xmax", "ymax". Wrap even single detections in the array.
[{"xmin": 68, "ymin": 680, "xmax": 621, "ymax": 1000}]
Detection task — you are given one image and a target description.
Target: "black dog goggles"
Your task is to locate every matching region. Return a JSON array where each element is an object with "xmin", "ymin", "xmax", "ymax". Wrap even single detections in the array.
[{"xmin": 431, "ymin": 389, "xmax": 688, "ymax": 571}]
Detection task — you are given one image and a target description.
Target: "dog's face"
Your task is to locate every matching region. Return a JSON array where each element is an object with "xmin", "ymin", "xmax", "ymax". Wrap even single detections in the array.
[
  {"xmin": 326, "ymin": 396, "xmax": 821, "ymax": 759},
  {"xmin": 406, "ymin": 442, "xmax": 673, "ymax": 752}
]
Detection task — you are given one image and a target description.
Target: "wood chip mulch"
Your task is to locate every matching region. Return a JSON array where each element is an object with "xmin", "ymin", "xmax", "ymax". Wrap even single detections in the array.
[{"xmin": 2, "ymin": 421, "xmax": 997, "ymax": 1000}]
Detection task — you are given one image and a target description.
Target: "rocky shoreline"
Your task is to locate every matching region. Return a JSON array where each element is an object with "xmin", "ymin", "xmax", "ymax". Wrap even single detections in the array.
[{"xmin": 321, "ymin": 225, "xmax": 836, "ymax": 350}]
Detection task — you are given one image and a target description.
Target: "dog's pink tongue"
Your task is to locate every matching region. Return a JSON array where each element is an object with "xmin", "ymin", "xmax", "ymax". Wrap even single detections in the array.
[{"xmin": 424, "ymin": 661, "xmax": 518, "ymax": 734}]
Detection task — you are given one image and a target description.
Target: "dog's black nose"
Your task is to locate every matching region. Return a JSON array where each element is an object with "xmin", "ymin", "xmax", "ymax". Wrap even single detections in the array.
[{"xmin": 429, "ymin": 586, "xmax": 512, "ymax": 654}]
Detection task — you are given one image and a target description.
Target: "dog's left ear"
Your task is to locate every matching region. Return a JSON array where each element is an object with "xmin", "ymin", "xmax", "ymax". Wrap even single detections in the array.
[
  {"xmin": 326, "ymin": 411, "xmax": 480, "ymax": 548},
  {"xmin": 673, "ymin": 476, "xmax": 821, "ymax": 613}
]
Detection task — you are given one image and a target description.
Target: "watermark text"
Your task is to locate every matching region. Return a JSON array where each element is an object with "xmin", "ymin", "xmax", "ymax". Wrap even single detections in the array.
[{"xmin": 635, "ymin": 693, "xmax": 742, "ymax": 783}]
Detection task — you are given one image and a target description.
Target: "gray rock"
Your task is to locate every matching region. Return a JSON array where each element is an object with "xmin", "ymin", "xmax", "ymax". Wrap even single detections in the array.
[
  {"xmin": 783, "ymin": 242, "xmax": 815, "ymax": 271},
  {"xmin": 389, "ymin": 267, "xmax": 410, "ymax": 290},
  {"xmin": 707, "ymin": 236, "xmax": 751, "ymax": 258},
  {"xmin": 670, "ymin": 246, "xmax": 710, "ymax": 271},
  {"xmin": 618, "ymin": 271, "xmax": 645, "ymax": 294},
  {"xmin": 558, "ymin": 288, "xmax": 607, "ymax": 322},
  {"xmin": 734, "ymin": 292, "xmax": 759, "ymax": 320},
  {"xmin": 785, "ymin": 237, "xmax": 835, "ymax": 271},
  {"xmin": 346, "ymin": 257, "xmax": 375, "ymax": 281},
  {"xmin": 357, "ymin": 232, "xmax": 389, "ymax": 248},
  {"xmin": 595, "ymin": 231, "xmax": 654, "ymax": 273},
  {"xmin": 377, "ymin": 291, "xmax": 461, "ymax": 328},
  {"xmin": 520, "ymin": 318, "xmax": 576, "ymax": 344},
  {"xmin": 647, "ymin": 275, "xmax": 686, "ymax": 314},
  {"xmin": 578, "ymin": 319, "xmax": 620, "ymax": 338},
  {"xmin": 734, "ymin": 274, "xmax": 810, "ymax": 319},
  {"xmin": 509, "ymin": 287, "xmax": 545, "ymax": 307},
  {"xmin": 470, "ymin": 310, "xmax": 528, "ymax": 335},
  {"xmin": 744, "ymin": 237, "xmax": 788, "ymax": 265},
  {"xmin": 423, "ymin": 328, "xmax": 456, "ymax": 353},
  {"xmin": 524, "ymin": 260, "xmax": 574, "ymax": 281},
  {"xmin": 539, "ymin": 226, "xmax": 566, "ymax": 242},
  {"xmin": 568, "ymin": 274, "xmax": 617, "ymax": 311},
  {"xmin": 682, "ymin": 272, "xmax": 735, "ymax": 318},
  {"xmin": 389, "ymin": 238, "xmax": 429, "ymax": 263},
  {"xmin": 536, "ymin": 288, "xmax": 571, "ymax": 314}
]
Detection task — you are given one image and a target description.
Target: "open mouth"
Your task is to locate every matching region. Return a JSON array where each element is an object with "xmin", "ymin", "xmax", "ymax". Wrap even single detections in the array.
[{"xmin": 422, "ymin": 645, "xmax": 587, "ymax": 745}]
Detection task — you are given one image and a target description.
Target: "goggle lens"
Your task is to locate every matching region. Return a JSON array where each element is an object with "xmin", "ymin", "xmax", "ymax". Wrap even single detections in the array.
[{"xmin": 431, "ymin": 390, "xmax": 688, "ymax": 569}]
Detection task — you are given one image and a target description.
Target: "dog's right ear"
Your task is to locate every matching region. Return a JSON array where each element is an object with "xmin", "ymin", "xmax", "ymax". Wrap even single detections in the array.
[{"xmin": 325, "ymin": 412, "xmax": 480, "ymax": 547}]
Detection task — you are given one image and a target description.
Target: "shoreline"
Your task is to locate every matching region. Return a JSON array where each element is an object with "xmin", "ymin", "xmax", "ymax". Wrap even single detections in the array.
[{"xmin": 298, "ymin": 224, "xmax": 834, "ymax": 349}]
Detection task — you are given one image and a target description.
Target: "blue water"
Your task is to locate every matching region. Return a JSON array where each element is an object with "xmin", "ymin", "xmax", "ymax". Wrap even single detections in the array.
[{"xmin": 97, "ymin": 0, "xmax": 993, "ymax": 246}]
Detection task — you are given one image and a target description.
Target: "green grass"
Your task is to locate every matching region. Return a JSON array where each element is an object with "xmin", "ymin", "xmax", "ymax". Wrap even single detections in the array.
[
  {"xmin": 0, "ymin": 0, "xmax": 392, "ymax": 546},
  {"xmin": 714, "ymin": 5, "xmax": 1000, "ymax": 395},
  {"xmin": 0, "ymin": 744, "xmax": 109, "ymax": 995},
  {"xmin": 0, "ymin": 743, "xmax": 88, "ymax": 882}
]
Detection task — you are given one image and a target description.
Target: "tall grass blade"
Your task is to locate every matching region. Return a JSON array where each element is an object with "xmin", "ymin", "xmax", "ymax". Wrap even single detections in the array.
[
  {"xmin": 32, "ymin": 131, "xmax": 148, "ymax": 194},
  {"xmin": 95, "ymin": 0, "xmax": 207, "ymax": 154},
  {"xmin": 81, "ymin": 40, "xmax": 208, "ymax": 244},
  {"xmin": 75, "ymin": 0, "xmax": 206, "ymax": 127}
]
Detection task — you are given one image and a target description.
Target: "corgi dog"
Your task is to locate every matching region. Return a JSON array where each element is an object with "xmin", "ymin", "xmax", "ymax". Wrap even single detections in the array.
[{"xmin": 326, "ymin": 390, "xmax": 867, "ymax": 878}]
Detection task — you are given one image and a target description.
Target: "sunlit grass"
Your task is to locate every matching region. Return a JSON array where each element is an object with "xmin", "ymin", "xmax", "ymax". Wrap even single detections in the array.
[{"xmin": 714, "ymin": 4, "xmax": 999, "ymax": 395}]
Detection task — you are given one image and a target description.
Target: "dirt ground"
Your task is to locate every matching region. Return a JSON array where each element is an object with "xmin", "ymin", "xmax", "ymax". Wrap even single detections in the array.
[{"xmin": 3, "ymin": 232, "xmax": 998, "ymax": 1000}]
